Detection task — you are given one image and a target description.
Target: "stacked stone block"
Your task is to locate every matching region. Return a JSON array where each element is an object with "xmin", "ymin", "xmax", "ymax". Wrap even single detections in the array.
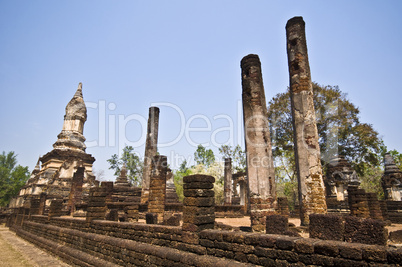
[
  {"xmin": 29, "ymin": 198, "xmax": 41, "ymax": 216},
  {"xmin": 86, "ymin": 183, "xmax": 108, "ymax": 223},
  {"xmin": 309, "ymin": 214, "xmax": 344, "ymax": 241},
  {"xmin": 182, "ymin": 174, "xmax": 215, "ymax": 232},
  {"xmin": 366, "ymin": 192, "xmax": 383, "ymax": 220},
  {"xmin": 286, "ymin": 16, "xmax": 327, "ymax": 225},
  {"xmin": 277, "ymin": 197, "xmax": 290, "ymax": 217},
  {"xmin": 101, "ymin": 181, "xmax": 114, "ymax": 203},
  {"xmin": 348, "ymin": 188, "xmax": 370, "ymax": 218},
  {"xmin": 379, "ymin": 200, "xmax": 388, "ymax": 221},
  {"xmin": 16, "ymin": 216, "xmax": 402, "ymax": 266},
  {"xmin": 48, "ymin": 199, "xmax": 64, "ymax": 218},
  {"xmin": 249, "ymin": 197, "xmax": 276, "ymax": 232},
  {"xmin": 266, "ymin": 214, "xmax": 288, "ymax": 234},
  {"xmin": 344, "ymin": 216, "xmax": 388, "ymax": 246},
  {"xmin": 386, "ymin": 201, "xmax": 402, "ymax": 223},
  {"xmin": 124, "ymin": 205, "xmax": 139, "ymax": 222},
  {"xmin": 148, "ymin": 155, "xmax": 168, "ymax": 223},
  {"xmin": 38, "ymin": 193, "xmax": 47, "ymax": 215},
  {"xmin": 308, "ymin": 214, "xmax": 388, "ymax": 246},
  {"xmin": 67, "ymin": 166, "xmax": 84, "ymax": 214}
]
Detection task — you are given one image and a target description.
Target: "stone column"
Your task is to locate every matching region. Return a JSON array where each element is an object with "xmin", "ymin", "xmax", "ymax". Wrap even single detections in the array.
[
  {"xmin": 348, "ymin": 188, "xmax": 370, "ymax": 218},
  {"xmin": 224, "ymin": 158, "xmax": 232, "ymax": 205},
  {"xmin": 38, "ymin": 193, "xmax": 47, "ymax": 215},
  {"xmin": 366, "ymin": 193, "xmax": 383, "ymax": 220},
  {"xmin": 286, "ymin": 16, "xmax": 327, "ymax": 225},
  {"xmin": 29, "ymin": 198, "xmax": 41, "ymax": 216},
  {"xmin": 148, "ymin": 155, "xmax": 168, "ymax": 223},
  {"xmin": 141, "ymin": 107, "xmax": 160, "ymax": 204},
  {"xmin": 86, "ymin": 182, "xmax": 108, "ymax": 223},
  {"xmin": 241, "ymin": 54, "xmax": 276, "ymax": 232}
]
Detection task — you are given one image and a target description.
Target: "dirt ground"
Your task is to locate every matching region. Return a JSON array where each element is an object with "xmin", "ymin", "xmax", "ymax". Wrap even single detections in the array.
[{"xmin": 0, "ymin": 224, "xmax": 70, "ymax": 267}]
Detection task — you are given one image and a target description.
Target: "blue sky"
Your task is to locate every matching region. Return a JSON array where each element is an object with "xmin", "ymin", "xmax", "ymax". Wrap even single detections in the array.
[{"xmin": 1, "ymin": 1, "xmax": 401, "ymax": 180}]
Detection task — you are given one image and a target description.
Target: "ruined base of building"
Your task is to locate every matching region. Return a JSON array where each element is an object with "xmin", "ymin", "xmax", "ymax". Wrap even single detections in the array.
[{"xmin": 249, "ymin": 197, "xmax": 276, "ymax": 232}]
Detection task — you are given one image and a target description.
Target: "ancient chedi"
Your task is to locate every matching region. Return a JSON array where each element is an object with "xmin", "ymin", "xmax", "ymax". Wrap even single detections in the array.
[
  {"xmin": 382, "ymin": 153, "xmax": 402, "ymax": 201},
  {"xmin": 241, "ymin": 54, "xmax": 276, "ymax": 232},
  {"xmin": 286, "ymin": 17, "xmax": 327, "ymax": 225},
  {"xmin": 325, "ymin": 155, "xmax": 360, "ymax": 201},
  {"xmin": 141, "ymin": 106, "xmax": 160, "ymax": 204},
  {"xmin": 13, "ymin": 83, "xmax": 97, "ymax": 210}
]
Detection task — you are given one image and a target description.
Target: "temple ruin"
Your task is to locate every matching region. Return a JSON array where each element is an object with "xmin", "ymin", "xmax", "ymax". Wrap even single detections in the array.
[
  {"xmin": 2, "ymin": 16, "xmax": 402, "ymax": 267},
  {"xmin": 10, "ymin": 83, "xmax": 98, "ymax": 212},
  {"xmin": 285, "ymin": 16, "xmax": 327, "ymax": 225}
]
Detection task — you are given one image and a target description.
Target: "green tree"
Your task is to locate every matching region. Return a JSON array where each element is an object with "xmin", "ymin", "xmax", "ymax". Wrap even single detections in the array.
[
  {"xmin": 173, "ymin": 162, "xmax": 192, "ymax": 202},
  {"xmin": 268, "ymin": 83, "xmax": 383, "ymax": 202},
  {"xmin": 218, "ymin": 144, "xmax": 246, "ymax": 172},
  {"xmin": 0, "ymin": 151, "xmax": 30, "ymax": 206},
  {"xmin": 194, "ymin": 145, "xmax": 215, "ymax": 168},
  {"xmin": 107, "ymin": 146, "xmax": 143, "ymax": 186}
]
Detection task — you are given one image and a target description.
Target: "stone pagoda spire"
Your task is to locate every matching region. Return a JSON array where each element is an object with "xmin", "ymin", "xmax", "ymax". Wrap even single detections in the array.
[
  {"xmin": 53, "ymin": 82, "xmax": 87, "ymax": 152},
  {"xmin": 32, "ymin": 158, "xmax": 41, "ymax": 175},
  {"xmin": 382, "ymin": 153, "xmax": 402, "ymax": 201},
  {"xmin": 115, "ymin": 163, "xmax": 130, "ymax": 187}
]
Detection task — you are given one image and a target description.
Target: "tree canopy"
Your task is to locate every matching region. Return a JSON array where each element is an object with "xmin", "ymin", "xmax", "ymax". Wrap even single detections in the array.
[
  {"xmin": 107, "ymin": 146, "xmax": 143, "ymax": 186},
  {"xmin": 268, "ymin": 83, "xmax": 383, "ymax": 177},
  {"xmin": 0, "ymin": 151, "xmax": 30, "ymax": 206},
  {"xmin": 194, "ymin": 145, "xmax": 215, "ymax": 168}
]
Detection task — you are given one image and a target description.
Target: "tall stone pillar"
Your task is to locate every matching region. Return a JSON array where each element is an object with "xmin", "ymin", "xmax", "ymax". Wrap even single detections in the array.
[
  {"xmin": 286, "ymin": 16, "xmax": 327, "ymax": 225},
  {"xmin": 224, "ymin": 158, "xmax": 232, "ymax": 205},
  {"xmin": 241, "ymin": 54, "xmax": 276, "ymax": 232},
  {"xmin": 141, "ymin": 107, "xmax": 160, "ymax": 204},
  {"xmin": 148, "ymin": 155, "xmax": 168, "ymax": 223}
]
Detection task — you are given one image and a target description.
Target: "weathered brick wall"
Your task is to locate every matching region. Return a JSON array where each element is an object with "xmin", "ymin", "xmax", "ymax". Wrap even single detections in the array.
[
  {"xmin": 148, "ymin": 155, "xmax": 167, "ymax": 223},
  {"xmin": 309, "ymin": 214, "xmax": 388, "ymax": 246},
  {"xmin": 215, "ymin": 205, "xmax": 245, "ymax": 218},
  {"xmin": 17, "ymin": 219, "xmax": 251, "ymax": 267},
  {"xmin": 387, "ymin": 201, "xmax": 402, "ymax": 223},
  {"xmin": 199, "ymin": 230, "xmax": 402, "ymax": 266},
  {"xmin": 348, "ymin": 188, "xmax": 370, "ymax": 218},
  {"xmin": 48, "ymin": 199, "xmax": 64, "ymax": 218},
  {"xmin": 86, "ymin": 183, "xmax": 108, "ymax": 222},
  {"xmin": 9, "ymin": 214, "xmax": 402, "ymax": 266}
]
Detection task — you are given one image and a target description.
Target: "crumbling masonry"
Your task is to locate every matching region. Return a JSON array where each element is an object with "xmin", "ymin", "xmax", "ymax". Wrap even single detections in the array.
[
  {"xmin": 241, "ymin": 54, "xmax": 276, "ymax": 231},
  {"xmin": 141, "ymin": 107, "xmax": 160, "ymax": 204},
  {"xmin": 286, "ymin": 17, "xmax": 327, "ymax": 225},
  {"xmin": 3, "ymin": 16, "xmax": 402, "ymax": 267}
]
